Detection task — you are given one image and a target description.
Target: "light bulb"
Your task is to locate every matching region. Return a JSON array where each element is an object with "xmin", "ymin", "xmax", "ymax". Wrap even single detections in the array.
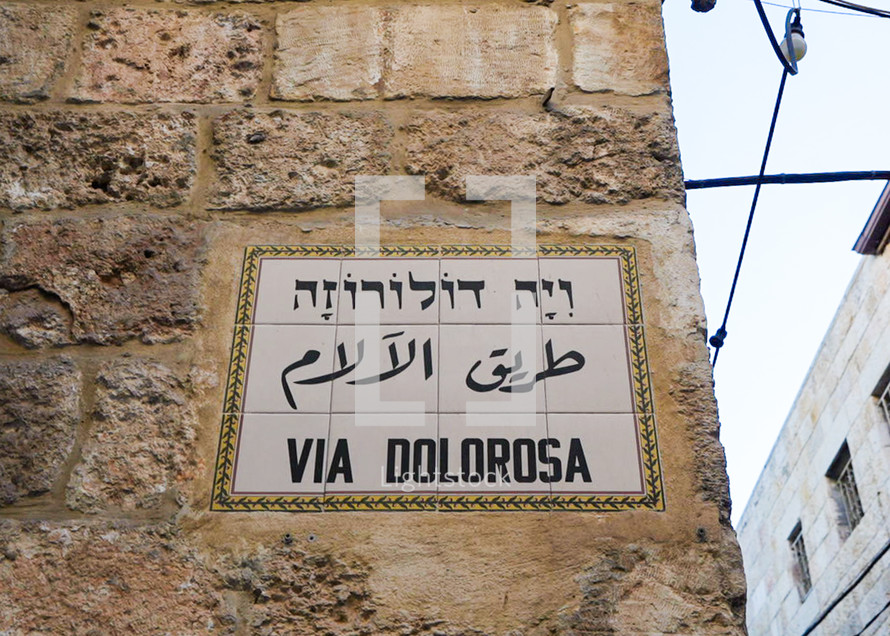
[{"xmin": 780, "ymin": 28, "xmax": 807, "ymax": 63}]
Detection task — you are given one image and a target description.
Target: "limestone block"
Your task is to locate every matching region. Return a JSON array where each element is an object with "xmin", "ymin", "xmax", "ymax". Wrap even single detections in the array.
[
  {"xmin": 0, "ymin": 520, "xmax": 438, "ymax": 634},
  {"xmin": 556, "ymin": 540, "xmax": 745, "ymax": 633},
  {"xmin": 66, "ymin": 359, "xmax": 198, "ymax": 513},
  {"xmin": 0, "ymin": 288, "xmax": 75, "ymax": 348},
  {"xmin": 0, "ymin": 215, "xmax": 205, "ymax": 345},
  {"xmin": 211, "ymin": 542, "xmax": 379, "ymax": 632},
  {"xmin": 209, "ymin": 109, "xmax": 392, "ymax": 210},
  {"xmin": 404, "ymin": 107, "xmax": 683, "ymax": 205},
  {"xmin": 669, "ymin": 361, "xmax": 733, "ymax": 524},
  {"xmin": 71, "ymin": 9, "xmax": 263, "ymax": 103},
  {"xmin": 273, "ymin": 6, "xmax": 384, "ymax": 101},
  {"xmin": 0, "ymin": 522, "xmax": 223, "ymax": 633},
  {"xmin": 808, "ymin": 536, "xmax": 831, "ymax": 580},
  {"xmin": 0, "ymin": 4, "xmax": 76, "ymax": 103},
  {"xmin": 0, "ymin": 357, "xmax": 80, "ymax": 506},
  {"xmin": 571, "ymin": 2, "xmax": 669, "ymax": 96},
  {"xmin": 0, "ymin": 110, "xmax": 196, "ymax": 210},
  {"xmin": 387, "ymin": 5, "xmax": 558, "ymax": 98}
]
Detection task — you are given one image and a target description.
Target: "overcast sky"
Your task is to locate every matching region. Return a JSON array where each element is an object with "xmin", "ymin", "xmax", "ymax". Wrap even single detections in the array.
[{"xmin": 662, "ymin": 0, "xmax": 890, "ymax": 524}]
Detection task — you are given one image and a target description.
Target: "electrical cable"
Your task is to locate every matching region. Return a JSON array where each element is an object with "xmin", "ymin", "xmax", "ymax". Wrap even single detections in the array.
[
  {"xmin": 759, "ymin": 0, "xmax": 882, "ymax": 17},
  {"xmin": 818, "ymin": 0, "xmax": 890, "ymax": 18},
  {"xmin": 800, "ymin": 536, "xmax": 890, "ymax": 636},
  {"xmin": 852, "ymin": 599, "xmax": 890, "ymax": 636},
  {"xmin": 711, "ymin": 5, "xmax": 806, "ymax": 363},
  {"xmin": 709, "ymin": 69, "xmax": 788, "ymax": 365},
  {"xmin": 753, "ymin": 1, "xmax": 801, "ymax": 73},
  {"xmin": 685, "ymin": 170, "xmax": 890, "ymax": 190}
]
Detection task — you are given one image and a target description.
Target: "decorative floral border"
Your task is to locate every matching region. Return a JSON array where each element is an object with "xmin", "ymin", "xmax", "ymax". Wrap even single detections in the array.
[{"xmin": 211, "ymin": 245, "xmax": 663, "ymax": 512}]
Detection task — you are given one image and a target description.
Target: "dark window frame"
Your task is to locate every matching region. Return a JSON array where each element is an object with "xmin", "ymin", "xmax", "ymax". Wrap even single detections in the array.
[
  {"xmin": 874, "ymin": 363, "xmax": 890, "ymax": 428},
  {"xmin": 826, "ymin": 442, "xmax": 865, "ymax": 536},
  {"xmin": 789, "ymin": 521, "xmax": 812, "ymax": 600},
  {"xmin": 879, "ymin": 381, "xmax": 890, "ymax": 428}
]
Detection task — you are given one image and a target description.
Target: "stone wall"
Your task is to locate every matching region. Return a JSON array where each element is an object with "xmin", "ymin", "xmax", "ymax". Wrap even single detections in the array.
[
  {"xmin": 738, "ymin": 248, "xmax": 890, "ymax": 636},
  {"xmin": 0, "ymin": 1, "xmax": 746, "ymax": 634}
]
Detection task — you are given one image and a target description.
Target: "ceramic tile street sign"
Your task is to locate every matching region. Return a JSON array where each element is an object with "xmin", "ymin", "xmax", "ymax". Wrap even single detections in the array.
[{"xmin": 211, "ymin": 246, "xmax": 663, "ymax": 512}]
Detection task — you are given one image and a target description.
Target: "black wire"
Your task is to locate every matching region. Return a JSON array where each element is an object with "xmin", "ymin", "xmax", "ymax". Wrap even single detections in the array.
[
  {"xmin": 800, "ymin": 536, "xmax": 890, "ymax": 636},
  {"xmin": 686, "ymin": 170, "xmax": 890, "ymax": 190},
  {"xmin": 818, "ymin": 0, "xmax": 890, "ymax": 18},
  {"xmin": 760, "ymin": 0, "xmax": 883, "ymax": 17},
  {"xmin": 710, "ymin": 69, "xmax": 789, "ymax": 366},
  {"xmin": 752, "ymin": 0, "xmax": 799, "ymax": 74},
  {"xmin": 853, "ymin": 599, "xmax": 890, "ymax": 636}
]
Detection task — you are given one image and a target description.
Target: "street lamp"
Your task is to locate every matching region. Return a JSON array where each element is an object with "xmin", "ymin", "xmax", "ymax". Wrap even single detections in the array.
[{"xmin": 780, "ymin": 12, "xmax": 807, "ymax": 65}]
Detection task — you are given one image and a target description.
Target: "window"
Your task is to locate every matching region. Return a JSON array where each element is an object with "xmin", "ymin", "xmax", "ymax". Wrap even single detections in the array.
[
  {"xmin": 879, "ymin": 380, "xmax": 890, "ymax": 426},
  {"xmin": 826, "ymin": 442, "xmax": 864, "ymax": 534},
  {"xmin": 876, "ymin": 366, "xmax": 890, "ymax": 427},
  {"xmin": 789, "ymin": 522, "xmax": 812, "ymax": 599}
]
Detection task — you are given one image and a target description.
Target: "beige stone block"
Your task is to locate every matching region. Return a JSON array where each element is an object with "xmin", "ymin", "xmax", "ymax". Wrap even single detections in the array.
[
  {"xmin": 273, "ymin": 6, "xmax": 384, "ymax": 101},
  {"xmin": 562, "ymin": 541, "xmax": 745, "ymax": 633},
  {"xmin": 0, "ymin": 110, "xmax": 196, "ymax": 210},
  {"xmin": 0, "ymin": 357, "xmax": 80, "ymax": 506},
  {"xmin": 0, "ymin": 288, "xmax": 75, "ymax": 348},
  {"xmin": 0, "ymin": 522, "xmax": 222, "ymax": 633},
  {"xmin": 71, "ymin": 8, "xmax": 263, "ymax": 103},
  {"xmin": 66, "ymin": 359, "xmax": 198, "ymax": 512},
  {"xmin": 209, "ymin": 109, "xmax": 391, "ymax": 210},
  {"xmin": 0, "ymin": 3, "xmax": 76, "ymax": 103},
  {"xmin": 0, "ymin": 215, "xmax": 205, "ymax": 345},
  {"xmin": 386, "ymin": 5, "xmax": 558, "ymax": 99},
  {"xmin": 404, "ymin": 107, "xmax": 683, "ymax": 205},
  {"xmin": 569, "ymin": 2, "xmax": 668, "ymax": 95},
  {"xmin": 571, "ymin": 2, "xmax": 669, "ymax": 96}
]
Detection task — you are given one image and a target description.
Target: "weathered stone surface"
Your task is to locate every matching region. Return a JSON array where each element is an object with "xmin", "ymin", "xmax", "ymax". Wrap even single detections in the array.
[
  {"xmin": 0, "ymin": 2, "xmax": 746, "ymax": 632},
  {"xmin": 0, "ymin": 110, "xmax": 196, "ymax": 210},
  {"xmin": 0, "ymin": 4, "xmax": 76, "ymax": 103},
  {"xmin": 211, "ymin": 543, "xmax": 489, "ymax": 634},
  {"xmin": 66, "ymin": 359, "xmax": 198, "ymax": 513},
  {"xmin": 672, "ymin": 361, "xmax": 734, "ymax": 525},
  {"xmin": 0, "ymin": 521, "xmax": 225, "ymax": 633},
  {"xmin": 571, "ymin": 2, "xmax": 670, "ymax": 96},
  {"xmin": 0, "ymin": 288, "xmax": 74, "ymax": 348},
  {"xmin": 215, "ymin": 544, "xmax": 376, "ymax": 632},
  {"xmin": 0, "ymin": 521, "xmax": 747, "ymax": 635},
  {"xmin": 210, "ymin": 109, "xmax": 392, "ymax": 210},
  {"xmin": 0, "ymin": 357, "xmax": 80, "ymax": 506},
  {"xmin": 273, "ymin": 6, "xmax": 383, "ymax": 102},
  {"xmin": 0, "ymin": 521, "xmax": 485, "ymax": 635},
  {"xmin": 71, "ymin": 9, "xmax": 263, "ymax": 103},
  {"xmin": 387, "ymin": 5, "xmax": 558, "ymax": 99},
  {"xmin": 275, "ymin": 4, "xmax": 556, "ymax": 99},
  {"xmin": 558, "ymin": 540, "xmax": 746, "ymax": 633},
  {"xmin": 404, "ymin": 108, "xmax": 683, "ymax": 205},
  {"xmin": 0, "ymin": 215, "xmax": 205, "ymax": 345}
]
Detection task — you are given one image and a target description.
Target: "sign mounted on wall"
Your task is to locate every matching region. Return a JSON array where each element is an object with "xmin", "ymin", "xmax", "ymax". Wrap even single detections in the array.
[{"xmin": 211, "ymin": 245, "xmax": 663, "ymax": 512}]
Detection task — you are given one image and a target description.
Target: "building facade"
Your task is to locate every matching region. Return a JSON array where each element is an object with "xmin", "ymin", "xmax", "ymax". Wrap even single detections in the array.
[
  {"xmin": 0, "ymin": 0, "xmax": 749, "ymax": 633},
  {"xmin": 738, "ymin": 187, "xmax": 890, "ymax": 636}
]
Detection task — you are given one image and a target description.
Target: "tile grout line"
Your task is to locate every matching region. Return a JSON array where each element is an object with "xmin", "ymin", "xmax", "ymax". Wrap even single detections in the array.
[
  {"xmin": 435, "ymin": 256, "xmax": 443, "ymax": 510},
  {"xmin": 321, "ymin": 257, "xmax": 343, "ymax": 511}
]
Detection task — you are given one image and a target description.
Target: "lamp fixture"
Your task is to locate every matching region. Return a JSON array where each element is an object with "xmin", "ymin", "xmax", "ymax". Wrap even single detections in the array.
[{"xmin": 780, "ymin": 12, "xmax": 807, "ymax": 65}]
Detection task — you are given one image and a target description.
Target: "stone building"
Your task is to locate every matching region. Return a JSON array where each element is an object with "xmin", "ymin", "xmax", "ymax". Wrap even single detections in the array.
[
  {"xmin": 0, "ymin": 0, "xmax": 748, "ymax": 633},
  {"xmin": 738, "ymin": 186, "xmax": 890, "ymax": 636}
]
